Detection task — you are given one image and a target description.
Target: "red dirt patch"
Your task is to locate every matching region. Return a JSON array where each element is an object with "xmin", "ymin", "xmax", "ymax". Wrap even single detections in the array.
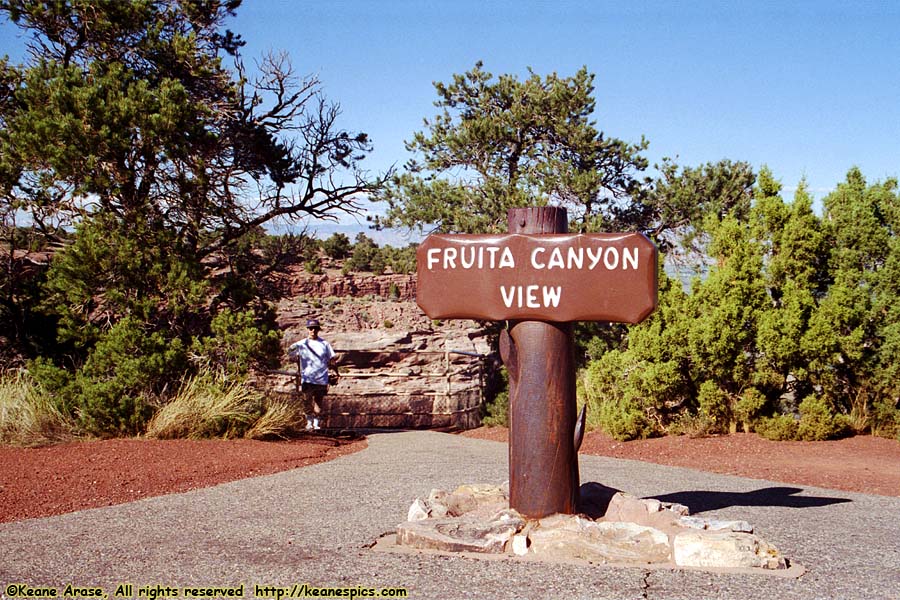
[
  {"xmin": 0, "ymin": 435, "xmax": 365, "ymax": 523},
  {"xmin": 462, "ymin": 427, "xmax": 900, "ymax": 497}
]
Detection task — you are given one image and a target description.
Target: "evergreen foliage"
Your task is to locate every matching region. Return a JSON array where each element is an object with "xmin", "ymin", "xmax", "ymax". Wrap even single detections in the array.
[
  {"xmin": 0, "ymin": 1, "xmax": 379, "ymax": 436},
  {"xmin": 582, "ymin": 166, "xmax": 900, "ymax": 441},
  {"xmin": 374, "ymin": 62, "xmax": 648, "ymax": 234},
  {"xmin": 345, "ymin": 233, "xmax": 380, "ymax": 273},
  {"xmin": 334, "ymin": 234, "xmax": 417, "ymax": 276},
  {"xmin": 304, "ymin": 259, "xmax": 323, "ymax": 275},
  {"xmin": 481, "ymin": 390, "xmax": 509, "ymax": 428},
  {"xmin": 645, "ymin": 158, "xmax": 755, "ymax": 255},
  {"xmin": 755, "ymin": 414, "xmax": 799, "ymax": 441},
  {"xmin": 191, "ymin": 308, "xmax": 281, "ymax": 375},
  {"xmin": 585, "ymin": 169, "xmax": 900, "ymax": 440},
  {"xmin": 321, "ymin": 232, "xmax": 352, "ymax": 260},
  {"xmin": 796, "ymin": 395, "xmax": 852, "ymax": 441}
]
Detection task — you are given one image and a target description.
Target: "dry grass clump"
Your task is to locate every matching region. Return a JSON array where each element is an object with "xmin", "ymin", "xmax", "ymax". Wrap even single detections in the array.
[
  {"xmin": 0, "ymin": 371, "xmax": 75, "ymax": 446},
  {"xmin": 244, "ymin": 397, "xmax": 304, "ymax": 440},
  {"xmin": 146, "ymin": 371, "xmax": 265, "ymax": 439},
  {"xmin": 3, "ymin": 366, "xmax": 306, "ymax": 443},
  {"xmin": 147, "ymin": 371, "xmax": 304, "ymax": 440}
]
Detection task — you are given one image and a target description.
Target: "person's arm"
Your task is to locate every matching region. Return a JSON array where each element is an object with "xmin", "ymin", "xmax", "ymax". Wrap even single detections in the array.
[{"xmin": 326, "ymin": 344, "xmax": 338, "ymax": 377}]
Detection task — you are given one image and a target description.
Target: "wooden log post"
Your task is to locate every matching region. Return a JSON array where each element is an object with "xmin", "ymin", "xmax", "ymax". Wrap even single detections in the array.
[
  {"xmin": 503, "ymin": 207, "xmax": 578, "ymax": 518},
  {"xmin": 415, "ymin": 205, "xmax": 657, "ymax": 517}
]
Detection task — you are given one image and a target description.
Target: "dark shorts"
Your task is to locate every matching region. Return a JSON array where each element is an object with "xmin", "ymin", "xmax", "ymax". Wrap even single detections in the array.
[
  {"xmin": 300, "ymin": 382, "xmax": 327, "ymax": 414},
  {"xmin": 301, "ymin": 382, "xmax": 328, "ymax": 398}
]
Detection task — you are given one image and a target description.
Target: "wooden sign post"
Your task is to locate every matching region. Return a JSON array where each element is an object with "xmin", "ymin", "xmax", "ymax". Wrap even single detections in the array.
[{"xmin": 416, "ymin": 207, "xmax": 658, "ymax": 518}]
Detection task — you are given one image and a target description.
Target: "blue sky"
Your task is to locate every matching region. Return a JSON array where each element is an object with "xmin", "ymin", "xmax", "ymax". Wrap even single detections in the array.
[{"xmin": 2, "ymin": 1, "xmax": 899, "ymax": 243}]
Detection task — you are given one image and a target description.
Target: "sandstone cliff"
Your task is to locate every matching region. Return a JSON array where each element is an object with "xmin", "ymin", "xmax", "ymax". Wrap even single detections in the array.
[{"xmin": 271, "ymin": 266, "xmax": 493, "ymax": 430}]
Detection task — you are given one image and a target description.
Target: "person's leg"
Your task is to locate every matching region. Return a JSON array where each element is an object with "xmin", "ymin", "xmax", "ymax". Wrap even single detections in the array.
[
  {"xmin": 315, "ymin": 387, "xmax": 328, "ymax": 429},
  {"xmin": 301, "ymin": 384, "xmax": 317, "ymax": 429},
  {"xmin": 302, "ymin": 384, "xmax": 326, "ymax": 430},
  {"xmin": 310, "ymin": 386, "xmax": 326, "ymax": 429}
]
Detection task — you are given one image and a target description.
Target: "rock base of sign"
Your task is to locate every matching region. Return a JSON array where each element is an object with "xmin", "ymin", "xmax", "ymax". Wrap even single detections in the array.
[{"xmin": 382, "ymin": 482, "xmax": 801, "ymax": 576}]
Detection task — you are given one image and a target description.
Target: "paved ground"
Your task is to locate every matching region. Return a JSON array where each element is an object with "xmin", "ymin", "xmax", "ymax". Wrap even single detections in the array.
[{"xmin": 1, "ymin": 431, "xmax": 898, "ymax": 600}]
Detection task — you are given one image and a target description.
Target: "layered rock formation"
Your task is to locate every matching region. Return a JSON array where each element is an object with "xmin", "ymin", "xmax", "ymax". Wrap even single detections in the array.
[
  {"xmin": 271, "ymin": 268, "xmax": 493, "ymax": 430},
  {"xmin": 286, "ymin": 271, "xmax": 417, "ymax": 301}
]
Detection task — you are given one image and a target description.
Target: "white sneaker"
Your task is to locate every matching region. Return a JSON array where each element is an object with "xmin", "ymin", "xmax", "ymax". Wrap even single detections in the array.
[
  {"xmin": 305, "ymin": 416, "xmax": 314, "ymax": 431},
  {"xmin": 312, "ymin": 417, "xmax": 321, "ymax": 430}
]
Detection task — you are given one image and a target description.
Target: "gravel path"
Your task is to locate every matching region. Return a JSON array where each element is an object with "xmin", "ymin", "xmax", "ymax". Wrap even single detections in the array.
[{"xmin": 1, "ymin": 431, "xmax": 898, "ymax": 600}]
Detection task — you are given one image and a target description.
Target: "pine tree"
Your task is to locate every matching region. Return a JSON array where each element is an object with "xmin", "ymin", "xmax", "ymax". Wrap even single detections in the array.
[
  {"xmin": 0, "ymin": 1, "xmax": 377, "ymax": 433},
  {"xmin": 374, "ymin": 62, "xmax": 648, "ymax": 234},
  {"xmin": 802, "ymin": 168, "xmax": 889, "ymax": 416},
  {"xmin": 755, "ymin": 178, "xmax": 827, "ymax": 405}
]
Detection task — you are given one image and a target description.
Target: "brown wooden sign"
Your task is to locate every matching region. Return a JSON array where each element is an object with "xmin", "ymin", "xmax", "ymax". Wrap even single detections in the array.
[{"xmin": 416, "ymin": 232, "xmax": 658, "ymax": 323}]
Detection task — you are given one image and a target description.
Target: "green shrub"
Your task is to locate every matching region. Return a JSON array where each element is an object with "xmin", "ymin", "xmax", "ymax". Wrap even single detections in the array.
[
  {"xmin": 755, "ymin": 414, "xmax": 799, "ymax": 440},
  {"xmin": 304, "ymin": 258, "xmax": 323, "ymax": 274},
  {"xmin": 32, "ymin": 317, "xmax": 190, "ymax": 437},
  {"xmin": 26, "ymin": 358, "xmax": 77, "ymax": 414},
  {"xmin": 797, "ymin": 395, "xmax": 852, "ymax": 441},
  {"xmin": 582, "ymin": 351, "xmax": 656, "ymax": 440},
  {"xmin": 321, "ymin": 233, "xmax": 352, "ymax": 259},
  {"xmin": 870, "ymin": 399, "xmax": 900, "ymax": 439},
  {"xmin": 482, "ymin": 390, "xmax": 509, "ymax": 427},
  {"xmin": 596, "ymin": 398, "xmax": 653, "ymax": 441},
  {"xmin": 697, "ymin": 381, "xmax": 730, "ymax": 434},
  {"xmin": 345, "ymin": 233, "xmax": 379, "ymax": 272},
  {"xmin": 371, "ymin": 253, "xmax": 387, "ymax": 275},
  {"xmin": 382, "ymin": 243, "xmax": 417, "ymax": 275},
  {"xmin": 40, "ymin": 212, "xmax": 207, "ymax": 353},
  {"xmin": 480, "ymin": 367, "xmax": 509, "ymax": 427},
  {"xmin": 383, "ymin": 319, "xmax": 394, "ymax": 329},
  {"xmin": 734, "ymin": 387, "xmax": 768, "ymax": 432},
  {"xmin": 667, "ymin": 413, "xmax": 716, "ymax": 438},
  {"xmin": 191, "ymin": 309, "xmax": 281, "ymax": 375}
]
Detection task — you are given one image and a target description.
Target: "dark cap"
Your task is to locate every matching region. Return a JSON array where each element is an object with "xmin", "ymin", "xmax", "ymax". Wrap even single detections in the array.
[{"xmin": 306, "ymin": 318, "xmax": 321, "ymax": 329}]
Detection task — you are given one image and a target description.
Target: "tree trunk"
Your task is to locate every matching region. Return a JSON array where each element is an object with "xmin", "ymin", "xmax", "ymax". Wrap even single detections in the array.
[{"xmin": 503, "ymin": 206, "xmax": 578, "ymax": 517}]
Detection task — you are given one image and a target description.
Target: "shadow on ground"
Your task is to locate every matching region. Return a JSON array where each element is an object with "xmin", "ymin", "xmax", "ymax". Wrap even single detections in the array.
[
  {"xmin": 575, "ymin": 482, "xmax": 852, "ymax": 518},
  {"xmin": 651, "ymin": 486, "xmax": 852, "ymax": 514}
]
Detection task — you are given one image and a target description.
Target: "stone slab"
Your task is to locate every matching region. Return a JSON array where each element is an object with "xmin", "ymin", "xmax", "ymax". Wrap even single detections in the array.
[{"xmin": 395, "ymin": 482, "xmax": 798, "ymax": 575}]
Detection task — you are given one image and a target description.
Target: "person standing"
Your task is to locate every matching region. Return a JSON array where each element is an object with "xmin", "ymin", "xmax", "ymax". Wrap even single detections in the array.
[{"xmin": 287, "ymin": 319, "xmax": 337, "ymax": 430}]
